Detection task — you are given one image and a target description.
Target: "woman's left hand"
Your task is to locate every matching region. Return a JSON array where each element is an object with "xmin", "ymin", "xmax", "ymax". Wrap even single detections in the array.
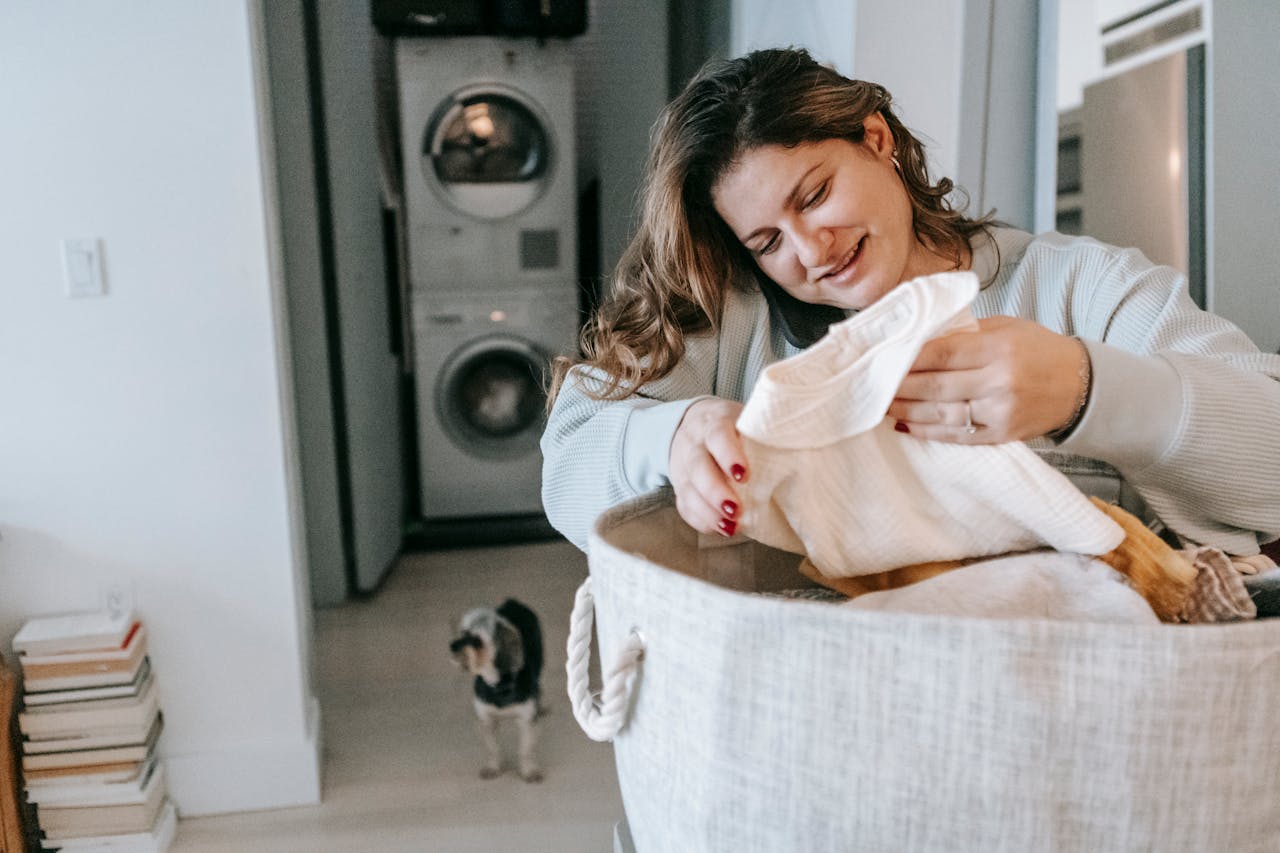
[{"xmin": 886, "ymin": 316, "xmax": 1088, "ymax": 443}]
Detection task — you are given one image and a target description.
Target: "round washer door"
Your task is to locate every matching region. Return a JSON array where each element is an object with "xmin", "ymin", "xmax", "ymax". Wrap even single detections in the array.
[
  {"xmin": 435, "ymin": 335, "xmax": 549, "ymax": 460},
  {"xmin": 423, "ymin": 84, "xmax": 554, "ymax": 220}
]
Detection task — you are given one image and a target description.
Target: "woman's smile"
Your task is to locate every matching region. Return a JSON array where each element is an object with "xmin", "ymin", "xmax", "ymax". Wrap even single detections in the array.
[{"xmin": 814, "ymin": 235, "xmax": 866, "ymax": 286}]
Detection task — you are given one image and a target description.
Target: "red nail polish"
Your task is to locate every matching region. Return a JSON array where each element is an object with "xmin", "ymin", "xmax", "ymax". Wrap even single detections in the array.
[
  {"xmin": 894, "ymin": 422, "xmax": 910, "ymax": 434},
  {"xmin": 717, "ymin": 518, "xmax": 737, "ymax": 536},
  {"xmin": 721, "ymin": 500, "xmax": 737, "ymax": 517},
  {"xmin": 731, "ymin": 464, "xmax": 746, "ymax": 481}
]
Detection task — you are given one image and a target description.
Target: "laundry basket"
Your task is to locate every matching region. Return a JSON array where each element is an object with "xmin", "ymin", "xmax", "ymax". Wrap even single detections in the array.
[{"xmin": 566, "ymin": 491, "xmax": 1280, "ymax": 853}]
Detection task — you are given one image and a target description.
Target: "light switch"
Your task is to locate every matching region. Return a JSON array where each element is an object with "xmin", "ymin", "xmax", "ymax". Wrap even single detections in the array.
[{"xmin": 62, "ymin": 237, "xmax": 105, "ymax": 297}]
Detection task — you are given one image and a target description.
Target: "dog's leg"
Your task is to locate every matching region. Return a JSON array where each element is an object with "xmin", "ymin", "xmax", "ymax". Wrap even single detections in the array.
[
  {"xmin": 474, "ymin": 700, "xmax": 502, "ymax": 779},
  {"xmin": 515, "ymin": 700, "xmax": 543, "ymax": 783}
]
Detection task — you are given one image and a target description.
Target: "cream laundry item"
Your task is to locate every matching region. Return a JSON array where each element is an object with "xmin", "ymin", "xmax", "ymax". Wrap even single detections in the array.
[
  {"xmin": 843, "ymin": 551, "xmax": 1159, "ymax": 624},
  {"xmin": 1230, "ymin": 553, "xmax": 1277, "ymax": 575},
  {"xmin": 735, "ymin": 270, "xmax": 1125, "ymax": 578}
]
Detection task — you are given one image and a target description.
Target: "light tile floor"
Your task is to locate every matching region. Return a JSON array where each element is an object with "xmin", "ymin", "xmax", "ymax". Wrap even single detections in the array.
[{"xmin": 170, "ymin": 538, "xmax": 624, "ymax": 852}]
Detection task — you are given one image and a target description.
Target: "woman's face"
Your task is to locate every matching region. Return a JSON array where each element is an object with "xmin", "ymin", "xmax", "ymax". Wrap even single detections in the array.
[{"xmin": 711, "ymin": 114, "xmax": 950, "ymax": 310}]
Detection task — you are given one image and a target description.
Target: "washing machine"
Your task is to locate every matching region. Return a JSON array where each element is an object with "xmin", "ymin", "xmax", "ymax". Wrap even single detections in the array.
[
  {"xmin": 396, "ymin": 35, "xmax": 580, "ymax": 519},
  {"xmin": 396, "ymin": 36, "xmax": 577, "ymax": 294},
  {"xmin": 411, "ymin": 288, "xmax": 579, "ymax": 519}
]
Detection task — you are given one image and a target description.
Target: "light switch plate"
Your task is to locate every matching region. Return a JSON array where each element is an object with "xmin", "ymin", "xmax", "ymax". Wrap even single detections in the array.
[{"xmin": 62, "ymin": 237, "xmax": 106, "ymax": 297}]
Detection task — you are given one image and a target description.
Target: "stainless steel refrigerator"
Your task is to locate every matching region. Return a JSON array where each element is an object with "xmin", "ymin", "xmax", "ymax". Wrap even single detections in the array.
[{"xmin": 1080, "ymin": 44, "xmax": 1206, "ymax": 307}]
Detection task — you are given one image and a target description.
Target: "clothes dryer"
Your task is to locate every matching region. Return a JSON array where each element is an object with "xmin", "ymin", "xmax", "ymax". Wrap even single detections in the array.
[
  {"xmin": 397, "ymin": 35, "xmax": 580, "ymax": 519},
  {"xmin": 411, "ymin": 289, "xmax": 578, "ymax": 519},
  {"xmin": 396, "ymin": 36, "xmax": 577, "ymax": 295}
]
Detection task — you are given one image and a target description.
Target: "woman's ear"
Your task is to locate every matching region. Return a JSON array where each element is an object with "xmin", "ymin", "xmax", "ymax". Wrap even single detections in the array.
[{"xmin": 862, "ymin": 111, "xmax": 896, "ymax": 160}]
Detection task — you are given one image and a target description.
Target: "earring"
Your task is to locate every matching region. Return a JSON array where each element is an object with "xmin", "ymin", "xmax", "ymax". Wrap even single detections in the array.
[{"xmin": 890, "ymin": 150, "xmax": 902, "ymax": 172}]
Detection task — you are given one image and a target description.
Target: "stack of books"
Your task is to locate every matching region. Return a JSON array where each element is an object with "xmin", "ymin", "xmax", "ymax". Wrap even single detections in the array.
[{"xmin": 12, "ymin": 610, "xmax": 175, "ymax": 853}]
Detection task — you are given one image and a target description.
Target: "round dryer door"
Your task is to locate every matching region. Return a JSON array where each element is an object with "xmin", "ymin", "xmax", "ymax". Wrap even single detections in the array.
[
  {"xmin": 436, "ymin": 335, "xmax": 549, "ymax": 459},
  {"xmin": 424, "ymin": 85, "xmax": 553, "ymax": 220}
]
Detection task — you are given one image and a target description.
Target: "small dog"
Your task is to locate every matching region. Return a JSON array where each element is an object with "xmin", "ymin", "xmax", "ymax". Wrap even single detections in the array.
[{"xmin": 449, "ymin": 598, "xmax": 544, "ymax": 782}]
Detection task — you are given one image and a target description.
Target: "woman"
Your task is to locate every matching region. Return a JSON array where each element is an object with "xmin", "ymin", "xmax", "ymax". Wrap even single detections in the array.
[{"xmin": 541, "ymin": 47, "xmax": 1280, "ymax": 557}]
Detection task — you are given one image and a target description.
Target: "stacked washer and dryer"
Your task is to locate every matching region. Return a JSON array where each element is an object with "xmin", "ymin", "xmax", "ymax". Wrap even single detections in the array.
[{"xmin": 396, "ymin": 36, "xmax": 580, "ymax": 521}]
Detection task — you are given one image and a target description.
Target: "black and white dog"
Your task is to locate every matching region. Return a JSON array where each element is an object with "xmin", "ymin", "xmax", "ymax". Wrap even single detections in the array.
[{"xmin": 449, "ymin": 598, "xmax": 544, "ymax": 782}]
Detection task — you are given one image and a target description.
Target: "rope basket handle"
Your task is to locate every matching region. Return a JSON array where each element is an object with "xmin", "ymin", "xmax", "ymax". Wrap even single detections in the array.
[{"xmin": 566, "ymin": 576, "xmax": 645, "ymax": 742}]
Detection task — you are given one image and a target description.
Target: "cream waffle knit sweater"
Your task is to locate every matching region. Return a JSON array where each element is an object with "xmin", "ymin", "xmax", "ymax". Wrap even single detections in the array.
[
  {"xmin": 734, "ymin": 271, "xmax": 1125, "ymax": 577},
  {"xmin": 542, "ymin": 228, "xmax": 1280, "ymax": 553}
]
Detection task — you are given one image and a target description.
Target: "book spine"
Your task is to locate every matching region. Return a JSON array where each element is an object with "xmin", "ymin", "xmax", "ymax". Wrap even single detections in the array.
[
  {"xmin": 22, "ymin": 658, "xmax": 136, "ymax": 680},
  {"xmin": 21, "ymin": 660, "xmax": 147, "ymax": 693},
  {"xmin": 19, "ymin": 683, "xmax": 157, "ymax": 736},
  {"xmin": 14, "ymin": 617, "xmax": 138, "ymax": 657},
  {"xmin": 17, "ymin": 623, "xmax": 143, "ymax": 664}
]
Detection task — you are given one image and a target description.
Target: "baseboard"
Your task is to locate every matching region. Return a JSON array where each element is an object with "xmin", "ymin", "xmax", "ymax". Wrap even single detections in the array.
[
  {"xmin": 165, "ymin": 695, "xmax": 322, "ymax": 817},
  {"xmin": 403, "ymin": 513, "xmax": 562, "ymax": 550}
]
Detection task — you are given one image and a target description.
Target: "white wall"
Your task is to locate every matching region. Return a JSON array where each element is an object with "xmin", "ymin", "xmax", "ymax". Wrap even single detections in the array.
[
  {"xmin": 1057, "ymin": 0, "xmax": 1103, "ymax": 111},
  {"xmin": 1210, "ymin": 0, "xmax": 1280, "ymax": 353},
  {"xmin": 730, "ymin": 0, "xmax": 967, "ymax": 194},
  {"xmin": 957, "ymin": 0, "xmax": 1040, "ymax": 229},
  {"xmin": 576, "ymin": 0, "xmax": 672, "ymax": 285},
  {"xmin": 0, "ymin": 2, "xmax": 320, "ymax": 816},
  {"xmin": 852, "ymin": 1, "xmax": 965, "ymax": 184},
  {"xmin": 731, "ymin": 0, "xmax": 857, "ymax": 79}
]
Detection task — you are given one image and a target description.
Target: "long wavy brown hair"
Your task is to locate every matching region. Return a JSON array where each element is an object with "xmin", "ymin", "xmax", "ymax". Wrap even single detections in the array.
[{"xmin": 550, "ymin": 47, "xmax": 990, "ymax": 403}]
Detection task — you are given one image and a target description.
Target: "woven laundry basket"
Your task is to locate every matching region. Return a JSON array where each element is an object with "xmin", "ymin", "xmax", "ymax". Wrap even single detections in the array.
[{"xmin": 566, "ymin": 491, "xmax": 1280, "ymax": 853}]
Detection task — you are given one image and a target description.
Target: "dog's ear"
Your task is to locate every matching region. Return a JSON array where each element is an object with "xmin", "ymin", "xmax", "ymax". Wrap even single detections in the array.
[{"xmin": 491, "ymin": 617, "xmax": 525, "ymax": 674}]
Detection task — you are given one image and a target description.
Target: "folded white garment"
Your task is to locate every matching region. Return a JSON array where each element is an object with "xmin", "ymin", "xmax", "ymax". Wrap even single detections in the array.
[
  {"xmin": 736, "ymin": 270, "xmax": 1125, "ymax": 578},
  {"xmin": 843, "ymin": 551, "xmax": 1159, "ymax": 624}
]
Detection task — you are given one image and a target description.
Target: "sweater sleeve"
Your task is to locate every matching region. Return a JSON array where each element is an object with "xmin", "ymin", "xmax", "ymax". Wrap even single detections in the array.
[
  {"xmin": 540, "ymin": 285, "xmax": 779, "ymax": 549},
  {"xmin": 540, "ymin": 337, "xmax": 721, "ymax": 550},
  {"xmin": 1058, "ymin": 246, "xmax": 1280, "ymax": 553}
]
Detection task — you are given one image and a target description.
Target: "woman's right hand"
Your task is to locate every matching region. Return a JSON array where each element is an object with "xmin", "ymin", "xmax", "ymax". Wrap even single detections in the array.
[{"xmin": 669, "ymin": 397, "xmax": 747, "ymax": 537}]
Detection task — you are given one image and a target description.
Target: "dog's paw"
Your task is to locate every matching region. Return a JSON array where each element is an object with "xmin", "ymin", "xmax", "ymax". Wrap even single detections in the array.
[
  {"xmin": 479, "ymin": 766, "xmax": 502, "ymax": 780},
  {"xmin": 520, "ymin": 767, "xmax": 544, "ymax": 783}
]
